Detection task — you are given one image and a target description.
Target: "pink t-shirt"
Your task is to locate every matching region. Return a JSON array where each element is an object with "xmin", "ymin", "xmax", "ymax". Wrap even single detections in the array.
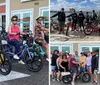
[{"xmin": 8, "ymin": 25, "xmax": 20, "ymax": 41}]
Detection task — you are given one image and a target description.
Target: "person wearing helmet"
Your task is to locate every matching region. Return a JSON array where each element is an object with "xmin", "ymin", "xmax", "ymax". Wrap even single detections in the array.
[
  {"xmin": 51, "ymin": 8, "xmax": 66, "ymax": 34},
  {"xmin": 67, "ymin": 9, "xmax": 78, "ymax": 31},
  {"xmin": 92, "ymin": 10, "xmax": 97, "ymax": 21},
  {"xmin": 34, "ymin": 17, "xmax": 49, "ymax": 60},
  {"xmin": 78, "ymin": 11, "xmax": 85, "ymax": 31},
  {"xmin": 85, "ymin": 12, "xmax": 90, "ymax": 24}
]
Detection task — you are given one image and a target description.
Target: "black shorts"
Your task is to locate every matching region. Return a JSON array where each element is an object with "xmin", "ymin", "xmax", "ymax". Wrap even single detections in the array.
[{"xmin": 92, "ymin": 68, "xmax": 98, "ymax": 74}]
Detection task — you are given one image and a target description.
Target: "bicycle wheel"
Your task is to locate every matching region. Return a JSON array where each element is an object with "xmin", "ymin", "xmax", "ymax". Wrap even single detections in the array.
[
  {"xmin": 24, "ymin": 49, "xmax": 43, "ymax": 72},
  {"xmin": 81, "ymin": 72, "xmax": 90, "ymax": 83},
  {"xmin": 0, "ymin": 52, "xmax": 12, "ymax": 75},
  {"xmin": 84, "ymin": 25, "xmax": 93, "ymax": 35},
  {"xmin": 62, "ymin": 75, "xmax": 72, "ymax": 84}
]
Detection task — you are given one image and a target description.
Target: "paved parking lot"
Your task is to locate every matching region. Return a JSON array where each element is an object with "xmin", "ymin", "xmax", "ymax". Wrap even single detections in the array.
[{"xmin": 0, "ymin": 59, "xmax": 48, "ymax": 85}]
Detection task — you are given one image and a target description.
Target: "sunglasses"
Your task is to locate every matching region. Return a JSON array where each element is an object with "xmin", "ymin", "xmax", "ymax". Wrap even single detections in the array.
[{"xmin": 12, "ymin": 19, "xmax": 17, "ymax": 21}]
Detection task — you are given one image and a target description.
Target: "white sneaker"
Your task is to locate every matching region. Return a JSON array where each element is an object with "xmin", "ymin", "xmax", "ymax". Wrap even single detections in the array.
[
  {"xmin": 13, "ymin": 55, "xmax": 19, "ymax": 60},
  {"xmin": 18, "ymin": 60, "xmax": 25, "ymax": 64},
  {"xmin": 71, "ymin": 82, "xmax": 75, "ymax": 85},
  {"xmin": 46, "ymin": 58, "xmax": 49, "ymax": 62}
]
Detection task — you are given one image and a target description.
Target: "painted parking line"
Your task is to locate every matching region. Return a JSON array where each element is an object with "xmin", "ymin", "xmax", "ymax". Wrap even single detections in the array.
[{"xmin": 0, "ymin": 71, "xmax": 30, "ymax": 82}]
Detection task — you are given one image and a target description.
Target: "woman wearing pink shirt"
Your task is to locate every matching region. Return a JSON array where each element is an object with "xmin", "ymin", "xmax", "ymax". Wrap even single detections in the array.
[{"xmin": 8, "ymin": 16, "xmax": 26, "ymax": 64}]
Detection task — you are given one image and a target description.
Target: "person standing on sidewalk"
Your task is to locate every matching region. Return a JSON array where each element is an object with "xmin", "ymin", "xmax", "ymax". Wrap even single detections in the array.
[
  {"xmin": 67, "ymin": 9, "xmax": 78, "ymax": 31},
  {"xmin": 86, "ymin": 52, "xmax": 92, "ymax": 81},
  {"xmin": 51, "ymin": 50, "xmax": 59, "ymax": 81},
  {"xmin": 70, "ymin": 54, "xmax": 79, "ymax": 85},
  {"xmin": 91, "ymin": 52, "xmax": 98, "ymax": 84},
  {"xmin": 79, "ymin": 52, "xmax": 86, "ymax": 72},
  {"xmin": 85, "ymin": 12, "xmax": 90, "ymax": 24},
  {"xmin": 78, "ymin": 11, "xmax": 85, "ymax": 31},
  {"xmin": 51, "ymin": 8, "xmax": 66, "ymax": 34}
]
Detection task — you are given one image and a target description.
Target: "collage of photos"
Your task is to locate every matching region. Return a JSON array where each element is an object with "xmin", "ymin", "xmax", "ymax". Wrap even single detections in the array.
[
  {"xmin": 0, "ymin": 0, "xmax": 100, "ymax": 85},
  {"xmin": 50, "ymin": 0, "xmax": 100, "ymax": 85},
  {"xmin": 0, "ymin": 0, "xmax": 49, "ymax": 85}
]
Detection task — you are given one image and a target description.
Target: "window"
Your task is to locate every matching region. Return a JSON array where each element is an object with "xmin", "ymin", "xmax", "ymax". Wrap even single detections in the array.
[
  {"xmin": 50, "ymin": 44, "xmax": 73, "ymax": 53},
  {"xmin": 39, "ymin": 7, "xmax": 49, "ymax": 28},
  {"xmin": 50, "ymin": 46, "xmax": 59, "ymax": 53},
  {"xmin": 39, "ymin": 7, "xmax": 49, "ymax": 17},
  {"xmin": 12, "ymin": 9, "xmax": 33, "ymax": 32}
]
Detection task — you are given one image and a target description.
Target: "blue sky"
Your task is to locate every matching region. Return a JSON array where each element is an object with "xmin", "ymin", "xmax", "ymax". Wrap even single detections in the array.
[{"xmin": 50, "ymin": 0, "xmax": 100, "ymax": 11}]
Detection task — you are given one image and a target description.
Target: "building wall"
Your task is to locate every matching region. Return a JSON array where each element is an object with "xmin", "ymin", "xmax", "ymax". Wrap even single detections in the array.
[
  {"xmin": 0, "ymin": 0, "xmax": 5, "ymax": 3},
  {"xmin": 73, "ymin": 43, "xmax": 100, "ymax": 52},
  {"xmin": 10, "ymin": 0, "xmax": 49, "ymax": 23}
]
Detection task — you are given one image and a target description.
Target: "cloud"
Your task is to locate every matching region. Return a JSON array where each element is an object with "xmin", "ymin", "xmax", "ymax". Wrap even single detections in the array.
[
  {"xmin": 80, "ymin": 0, "xmax": 87, "ymax": 4},
  {"xmin": 50, "ymin": 0, "xmax": 100, "ymax": 11}
]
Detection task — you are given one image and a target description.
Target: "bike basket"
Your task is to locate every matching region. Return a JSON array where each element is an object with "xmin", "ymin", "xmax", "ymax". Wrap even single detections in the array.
[{"xmin": 61, "ymin": 72, "xmax": 71, "ymax": 76}]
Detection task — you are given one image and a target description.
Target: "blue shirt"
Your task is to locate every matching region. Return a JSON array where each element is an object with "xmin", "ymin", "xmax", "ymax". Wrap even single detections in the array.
[{"xmin": 75, "ymin": 56, "xmax": 79, "ymax": 62}]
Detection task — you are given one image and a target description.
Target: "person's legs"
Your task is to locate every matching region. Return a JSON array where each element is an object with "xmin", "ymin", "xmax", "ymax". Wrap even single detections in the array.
[
  {"xmin": 94, "ymin": 69, "xmax": 98, "ymax": 83},
  {"xmin": 71, "ymin": 68, "xmax": 77, "ymax": 85},
  {"xmin": 87, "ymin": 66, "xmax": 92, "ymax": 81},
  {"xmin": 72, "ymin": 21, "xmax": 75, "ymax": 31},
  {"xmin": 61, "ymin": 22, "xmax": 65, "ymax": 34},
  {"xmin": 59, "ymin": 22, "xmax": 62, "ymax": 34},
  {"xmin": 8, "ymin": 39, "xmax": 20, "ymax": 54},
  {"xmin": 51, "ymin": 66, "xmax": 56, "ymax": 80},
  {"xmin": 82, "ymin": 21, "xmax": 84, "ymax": 30},
  {"xmin": 42, "ymin": 43, "xmax": 49, "ymax": 59}
]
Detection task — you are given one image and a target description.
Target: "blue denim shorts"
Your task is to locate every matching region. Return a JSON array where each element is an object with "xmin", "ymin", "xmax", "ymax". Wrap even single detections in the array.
[
  {"xmin": 51, "ymin": 66, "xmax": 56, "ymax": 71},
  {"xmin": 87, "ymin": 65, "xmax": 91, "ymax": 69},
  {"xmin": 80, "ymin": 67, "xmax": 86, "ymax": 72},
  {"xmin": 71, "ymin": 68, "xmax": 77, "ymax": 73}
]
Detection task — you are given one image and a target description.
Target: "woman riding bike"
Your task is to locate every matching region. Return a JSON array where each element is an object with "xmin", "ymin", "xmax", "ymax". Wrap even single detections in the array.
[
  {"xmin": 34, "ymin": 17, "xmax": 49, "ymax": 60},
  {"xmin": 8, "ymin": 15, "xmax": 26, "ymax": 64}
]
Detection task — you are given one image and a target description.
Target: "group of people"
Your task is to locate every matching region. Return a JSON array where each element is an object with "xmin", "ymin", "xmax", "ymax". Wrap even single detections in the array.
[
  {"xmin": 51, "ymin": 8, "xmax": 98, "ymax": 33},
  {"xmin": 51, "ymin": 50, "xmax": 98, "ymax": 85},
  {"xmin": 7, "ymin": 15, "xmax": 49, "ymax": 64}
]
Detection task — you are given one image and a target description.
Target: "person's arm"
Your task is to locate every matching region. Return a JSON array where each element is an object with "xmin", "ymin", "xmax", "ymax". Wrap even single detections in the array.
[
  {"xmin": 18, "ymin": 26, "xmax": 26, "ymax": 35},
  {"xmin": 72, "ymin": 60, "xmax": 79, "ymax": 64},
  {"xmin": 41, "ymin": 27, "xmax": 49, "ymax": 32},
  {"xmin": 56, "ymin": 58, "xmax": 60, "ymax": 70},
  {"xmin": 51, "ymin": 12, "xmax": 59, "ymax": 18},
  {"xmin": 8, "ymin": 25, "xmax": 16, "ymax": 35},
  {"xmin": 84, "ymin": 56, "xmax": 87, "ymax": 66},
  {"xmin": 66, "ymin": 13, "xmax": 72, "ymax": 18}
]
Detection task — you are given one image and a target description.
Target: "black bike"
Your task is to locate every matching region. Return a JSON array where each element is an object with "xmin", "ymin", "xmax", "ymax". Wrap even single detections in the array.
[{"xmin": 62, "ymin": 69, "xmax": 90, "ymax": 84}]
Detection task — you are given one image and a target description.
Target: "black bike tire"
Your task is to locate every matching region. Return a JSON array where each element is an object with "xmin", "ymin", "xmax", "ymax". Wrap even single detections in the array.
[
  {"xmin": 84, "ymin": 25, "xmax": 93, "ymax": 35},
  {"xmin": 24, "ymin": 50, "xmax": 43, "ymax": 72},
  {"xmin": 62, "ymin": 75, "xmax": 72, "ymax": 84},
  {"xmin": 0, "ymin": 51, "xmax": 12, "ymax": 75},
  {"xmin": 81, "ymin": 72, "xmax": 91, "ymax": 83}
]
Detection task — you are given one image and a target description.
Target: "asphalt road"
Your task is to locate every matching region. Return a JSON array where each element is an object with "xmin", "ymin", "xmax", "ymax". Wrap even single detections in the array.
[{"xmin": 0, "ymin": 59, "xmax": 49, "ymax": 85}]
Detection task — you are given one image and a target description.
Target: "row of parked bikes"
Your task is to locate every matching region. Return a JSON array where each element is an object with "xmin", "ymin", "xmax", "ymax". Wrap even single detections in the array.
[
  {"xmin": 0, "ymin": 27, "xmax": 47, "ymax": 75},
  {"xmin": 50, "ymin": 18, "xmax": 100, "ymax": 36}
]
